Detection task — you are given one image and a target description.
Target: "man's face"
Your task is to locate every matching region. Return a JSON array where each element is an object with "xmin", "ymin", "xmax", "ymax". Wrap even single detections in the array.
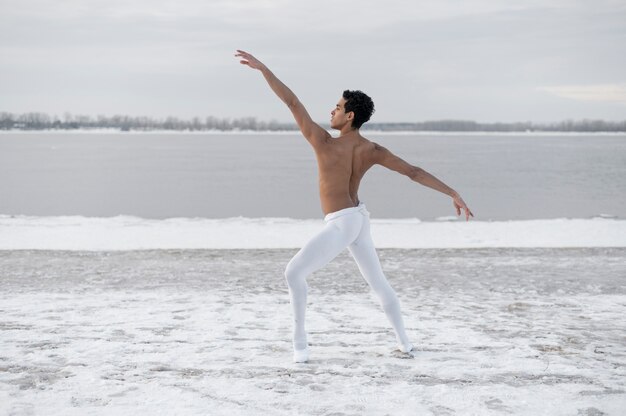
[{"xmin": 330, "ymin": 97, "xmax": 353, "ymax": 130}]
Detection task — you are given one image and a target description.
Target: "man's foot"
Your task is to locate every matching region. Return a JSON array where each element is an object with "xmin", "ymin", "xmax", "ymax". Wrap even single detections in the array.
[
  {"xmin": 293, "ymin": 347, "xmax": 309, "ymax": 363},
  {"xmin": 393, "ymin": 344, "xmax": 416, "ymax": 359},
  {"xmin": 398, "ymin": 343, "xmax": 414, "ymax": 354}
]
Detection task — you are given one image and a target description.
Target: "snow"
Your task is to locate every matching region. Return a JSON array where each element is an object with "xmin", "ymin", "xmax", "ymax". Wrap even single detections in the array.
[
  {"xmin": 1, "ymin": 248, "xmax": 624, "ymax": 415},
  {"xmin": 1, "ymin": 215, "xmax": 625, "ymax": 250}
]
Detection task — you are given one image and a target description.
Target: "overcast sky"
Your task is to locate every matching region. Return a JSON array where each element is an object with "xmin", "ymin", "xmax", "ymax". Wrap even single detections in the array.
[{"xmin": 1, "ymin": 0, "xmax": 625, "ymax": 123}]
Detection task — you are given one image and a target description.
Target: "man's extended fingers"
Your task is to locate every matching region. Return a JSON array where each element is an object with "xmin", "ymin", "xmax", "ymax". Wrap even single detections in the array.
[{"xmin": 235, "ymin": 50, "xmax": 252, "ymax": 59}]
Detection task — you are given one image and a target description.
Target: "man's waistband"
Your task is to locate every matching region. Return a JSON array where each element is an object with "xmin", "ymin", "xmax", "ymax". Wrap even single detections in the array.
[{"xmin": 324, "ymin": 202, "xmax": 369, "ymax": 222}]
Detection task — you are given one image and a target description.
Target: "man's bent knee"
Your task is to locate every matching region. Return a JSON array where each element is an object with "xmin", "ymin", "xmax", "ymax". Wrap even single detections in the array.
[{"xmin": 284, "ymin": 260, "xmax": 303, "ymax": 288}]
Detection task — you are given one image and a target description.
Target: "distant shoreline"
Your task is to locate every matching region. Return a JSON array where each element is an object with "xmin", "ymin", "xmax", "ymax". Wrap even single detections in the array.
[
  {"xmin": 1, "ymin": 128, "xmax": 626, "ymax": 136},
  {"xmin": 2, "ymin": 112, "xmax": 625, "ymax": 133}
]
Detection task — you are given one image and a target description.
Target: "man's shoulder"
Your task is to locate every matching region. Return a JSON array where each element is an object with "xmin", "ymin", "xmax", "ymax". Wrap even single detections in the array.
[
  {"xmin": 354, "ymin": 136, "xmax": 387, "ymax": 165},
  {"xmin": 358, "ymin": 136, "xmax": 385, "ymax": 153},
  {"xmin": 354, "ymin": 134, "xmax": 378, "ymax": 149}
]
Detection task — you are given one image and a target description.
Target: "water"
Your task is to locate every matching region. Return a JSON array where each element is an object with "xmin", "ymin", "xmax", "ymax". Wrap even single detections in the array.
[{"xmin": 1, "ymin": 132, "xmax": 625, "ymax": 220}]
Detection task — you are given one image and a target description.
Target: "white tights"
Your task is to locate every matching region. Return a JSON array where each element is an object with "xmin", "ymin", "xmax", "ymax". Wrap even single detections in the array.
[{"xmin": 284, "ymin": 203, "xmax": 413, "ymax": 354}]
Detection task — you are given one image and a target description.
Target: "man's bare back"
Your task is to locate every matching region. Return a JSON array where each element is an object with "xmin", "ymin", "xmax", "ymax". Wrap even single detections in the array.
[{"xmin": 314, "ymin": 131, "xmax": 380, "ymax": 214}]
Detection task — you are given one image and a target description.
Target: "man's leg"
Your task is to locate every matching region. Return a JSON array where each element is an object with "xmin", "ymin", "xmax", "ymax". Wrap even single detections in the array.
[
  {"xmin": 348, "ymin": 217, "xmax": 413, "ymax": 353},
  {"xmin": 285, "ymin": 216, "xmax": 361, "ymax": 361}
]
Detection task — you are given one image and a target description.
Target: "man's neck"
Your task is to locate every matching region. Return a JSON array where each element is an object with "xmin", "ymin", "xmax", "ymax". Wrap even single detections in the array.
[{"xmin": 338, "ymin": 126, "xmax": 358, "ymax": 138}]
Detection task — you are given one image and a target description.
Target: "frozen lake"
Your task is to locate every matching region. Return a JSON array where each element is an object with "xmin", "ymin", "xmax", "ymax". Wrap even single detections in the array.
[{"xmin": 1, "ymin": 131, "xmax": 625, "ymax": 220}]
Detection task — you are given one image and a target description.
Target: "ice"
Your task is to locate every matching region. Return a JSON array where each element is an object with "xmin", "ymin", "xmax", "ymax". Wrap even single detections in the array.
[
  {"xmin": 1, "ymin": 248, "xmax": 625, "ymax": 415},
  {"xmin": 1, "ymin": 215, "xmax": 625, "ymax": 250}
]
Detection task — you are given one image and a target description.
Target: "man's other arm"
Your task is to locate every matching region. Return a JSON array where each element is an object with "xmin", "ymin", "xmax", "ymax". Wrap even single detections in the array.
[
  {"xmin": 373, "ymin": 144, "xmax": 474, "ymax": 220},
  {"xmin": 235, "ymin": 50, "xmax": 329, "ymax": 147}
]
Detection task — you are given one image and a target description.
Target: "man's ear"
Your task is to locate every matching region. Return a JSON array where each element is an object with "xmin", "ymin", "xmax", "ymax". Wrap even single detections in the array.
[{"xmin": 347, "ymin": 111, "xmax": 354, "ymax": 121}]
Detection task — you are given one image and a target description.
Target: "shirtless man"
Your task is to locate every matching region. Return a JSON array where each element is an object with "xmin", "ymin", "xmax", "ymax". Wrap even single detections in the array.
[{"xmin": 235, "ymin": 50, "xmax": 473, "ymax": 363}]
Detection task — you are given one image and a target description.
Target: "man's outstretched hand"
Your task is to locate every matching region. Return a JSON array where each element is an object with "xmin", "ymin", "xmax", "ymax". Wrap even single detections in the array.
[
  {"xmin": 235, "ymin": 50, "xmax": 266, "ymax": 71},
  {"xmin": 453, "ymin": 193, "xmax": 474, "ymax": 221}
]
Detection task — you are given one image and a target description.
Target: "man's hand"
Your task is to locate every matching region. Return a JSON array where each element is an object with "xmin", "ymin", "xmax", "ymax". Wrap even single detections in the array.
[
  {"xmin": 453, "ymin": 193, "xmax": 474, "ymax": 221},
  {"xmin": 235, "ymin": 50, "xmax": 266, "ymax": 71}
]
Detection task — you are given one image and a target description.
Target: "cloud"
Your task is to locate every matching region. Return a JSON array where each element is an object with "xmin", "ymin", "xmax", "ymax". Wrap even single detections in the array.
[
  {"xmin": 538, "ymin": 84, "xmax": 626, "ymax": 103},
  {"xmin": 2, "ymin": 0, "xmax": 625, "ymax": 120}
]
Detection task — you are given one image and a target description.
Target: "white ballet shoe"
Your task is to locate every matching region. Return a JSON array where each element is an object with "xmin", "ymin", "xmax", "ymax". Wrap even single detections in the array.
[
  {"xmin": 398, "ymin": 343, "xmax": 414, "ymax": 353},
  {"xmin": 392, "ymin": 345, "xmax": 417, "ymax": 359},
  {"xmin": 293, "ymin": 347, "xmax": 309, "ymax": 363}
]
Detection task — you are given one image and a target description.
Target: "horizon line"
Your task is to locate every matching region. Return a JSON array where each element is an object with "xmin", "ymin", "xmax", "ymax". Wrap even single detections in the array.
[{"xmin": 1, "ymin": 111, "xmax": 626, "ymax": 126}]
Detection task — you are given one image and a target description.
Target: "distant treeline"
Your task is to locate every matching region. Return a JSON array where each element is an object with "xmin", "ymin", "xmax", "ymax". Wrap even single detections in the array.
[
  {"xmin": 1, "ymin": 112, "xmax": 625, "ymax": 132},
  {"xmin": 366, "ymin": 120, "xmax": 626, "ymax": 132},
  {"xmin": 0, "ymin": 112, "xmax": 295, "ymax": 132}
]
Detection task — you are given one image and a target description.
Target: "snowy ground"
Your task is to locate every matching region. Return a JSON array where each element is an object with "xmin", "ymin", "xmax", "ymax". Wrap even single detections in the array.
[
  {"xmin": 1, "ymin": 248, "xmax": 625, "ymax": 415},
  {"xmin": 2, "ymin": 215, "xmax": 625, "ymax": 250}
]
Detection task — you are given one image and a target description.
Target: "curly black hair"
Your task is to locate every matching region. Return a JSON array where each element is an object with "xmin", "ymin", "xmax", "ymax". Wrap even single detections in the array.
[{"xmin": 342, "ymin": 90, "xmax": 375, "ymax": 129}]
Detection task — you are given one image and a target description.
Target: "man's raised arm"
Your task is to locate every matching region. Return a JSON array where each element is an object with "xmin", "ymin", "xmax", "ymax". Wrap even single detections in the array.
[
  {"xmin": 235, "ymin": 50, "xmax": 329, "ymax": 146},
  {"xmin": 373, "ymin": 144, "xmax": 474, "ymax": 221}
]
